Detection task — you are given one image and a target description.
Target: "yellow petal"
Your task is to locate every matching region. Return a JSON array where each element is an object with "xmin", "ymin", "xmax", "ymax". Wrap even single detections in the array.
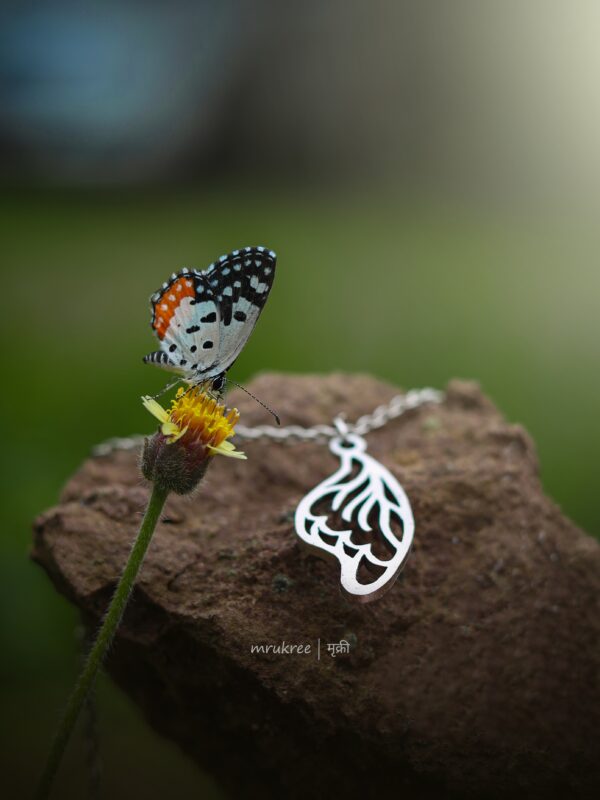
[
  {"xmin": 207, "ymin": 442, "xmax": 247, "ymax": 459},
  {"xmin": 142, "ymin": 396, "xmax": 170, "ymax": 424},
  {"xmin": 161, "ymin": 421, "xmax": 187, "ymax": 443}
]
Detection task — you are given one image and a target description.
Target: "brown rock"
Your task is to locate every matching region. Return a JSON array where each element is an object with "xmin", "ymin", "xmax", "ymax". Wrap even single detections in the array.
[{"xmin": 32, "ymin": 373, "xmax": 600, "ymax": 799}]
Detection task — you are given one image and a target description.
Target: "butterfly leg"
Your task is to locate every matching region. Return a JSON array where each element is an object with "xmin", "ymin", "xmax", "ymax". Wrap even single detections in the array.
[{"xmin": 149, "ymin": 376, "xmax": 185, "ymax": 400}]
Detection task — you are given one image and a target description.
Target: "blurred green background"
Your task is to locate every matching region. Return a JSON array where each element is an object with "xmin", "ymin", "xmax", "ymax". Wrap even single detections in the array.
[{"xmin": 1, "ymin": 2, "xmax": 600, "ymax": 798}]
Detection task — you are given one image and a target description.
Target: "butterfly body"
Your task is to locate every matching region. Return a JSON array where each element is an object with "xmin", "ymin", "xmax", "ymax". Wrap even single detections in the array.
[{"xmin": 144, "ymin": 246, "xmax": 276, "ymax": 388}]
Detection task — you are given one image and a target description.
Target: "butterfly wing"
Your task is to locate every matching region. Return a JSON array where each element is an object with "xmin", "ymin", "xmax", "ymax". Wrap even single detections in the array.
[
  {"xmin": 144, "ymin": 247, "xmax": 276, "ymax": 382},
  {"xmin": 144, "ymin": 268, "xmax": 219, "ymax": 379},
  {"xmin": 200, "ymin": 246, "xmax": 276, "ymax": 377}
]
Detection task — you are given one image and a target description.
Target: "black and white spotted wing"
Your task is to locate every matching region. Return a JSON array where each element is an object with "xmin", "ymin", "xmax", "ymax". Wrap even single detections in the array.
[{"xmin": 144, "ymin": 246, "xmax": 276, "ymax": 384}]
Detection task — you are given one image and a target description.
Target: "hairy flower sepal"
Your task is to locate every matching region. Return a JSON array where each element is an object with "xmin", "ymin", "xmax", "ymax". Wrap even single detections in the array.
[{"xmin": 141, "ymin": 388, "xmax": 246, "ymax": 495}]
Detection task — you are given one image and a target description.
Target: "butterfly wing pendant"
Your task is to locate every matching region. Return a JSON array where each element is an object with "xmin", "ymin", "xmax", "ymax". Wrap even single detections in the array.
[
  {"xmin": 144, "ymin": 246, "xmax": 276, "ymax": 388},
  {"xmin": 295, "ymin": 433, "xmax": 415, "ymax": 602}
]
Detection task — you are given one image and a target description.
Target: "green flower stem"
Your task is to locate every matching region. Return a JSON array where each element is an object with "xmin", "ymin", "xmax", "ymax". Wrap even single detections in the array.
[{"xmin": 36, "ymin": 483, "xmax": 170, "ymax": 799}]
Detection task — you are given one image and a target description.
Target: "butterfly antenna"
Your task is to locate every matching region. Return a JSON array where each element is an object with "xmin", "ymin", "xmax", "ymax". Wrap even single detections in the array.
[{"xmin": 225, "ymin": 379, "xmax": 281, "ymax": 425}]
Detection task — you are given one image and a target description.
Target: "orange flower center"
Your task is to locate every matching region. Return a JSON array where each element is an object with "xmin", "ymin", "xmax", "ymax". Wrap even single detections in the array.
[{"xmin": 168, "ymin": 387, "xmax": 240, "ymax": 449}]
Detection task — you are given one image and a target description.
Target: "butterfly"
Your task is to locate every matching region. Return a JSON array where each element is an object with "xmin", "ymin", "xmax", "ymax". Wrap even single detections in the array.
[{"xmin": 144, "ymin": 246, "xmax": 276, "ymax": 391}]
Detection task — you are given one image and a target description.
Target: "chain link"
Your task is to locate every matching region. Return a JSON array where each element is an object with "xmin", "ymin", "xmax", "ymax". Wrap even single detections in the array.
[
  {"xmin": 92, "ymin": 387, "xmax": 444, "ymax": 455},
  {"xmin": 92, "ymin": 436, "xmax": 144, "ymax": 457}
]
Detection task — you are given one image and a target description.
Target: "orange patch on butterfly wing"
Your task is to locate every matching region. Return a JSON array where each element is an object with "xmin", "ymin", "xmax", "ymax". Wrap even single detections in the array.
[{"xmin": 152, "ymin": 276, "xmax": 196, "ymax": 340}]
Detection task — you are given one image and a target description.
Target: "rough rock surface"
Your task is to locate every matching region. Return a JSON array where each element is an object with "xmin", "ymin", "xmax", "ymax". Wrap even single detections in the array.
[{"xmin": 32, "ymin": 373, "xmax": 600, "ymax": 799}]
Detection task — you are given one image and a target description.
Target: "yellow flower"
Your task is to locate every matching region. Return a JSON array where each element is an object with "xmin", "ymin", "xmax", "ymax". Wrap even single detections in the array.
[{"xmin": 142, "ymin": 387, "xmax": 246, "ymax": 459}]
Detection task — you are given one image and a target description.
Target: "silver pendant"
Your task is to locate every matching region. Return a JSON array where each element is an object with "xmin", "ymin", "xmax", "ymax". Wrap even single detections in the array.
[{"xmin": 294, "ymin": 430, "xmax": 414, "ymax": 602}]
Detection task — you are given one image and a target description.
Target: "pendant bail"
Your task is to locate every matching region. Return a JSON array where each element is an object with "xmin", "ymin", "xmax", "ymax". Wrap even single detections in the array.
[{"xmin": 333, "ymin": 414, "xmax": 350, "ymax": 440}]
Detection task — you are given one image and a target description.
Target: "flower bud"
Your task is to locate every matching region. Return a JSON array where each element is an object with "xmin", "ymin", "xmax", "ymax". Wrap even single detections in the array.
[{"xmin": 141, "ymin": 432, "xmax": 210, "ymax": 494}]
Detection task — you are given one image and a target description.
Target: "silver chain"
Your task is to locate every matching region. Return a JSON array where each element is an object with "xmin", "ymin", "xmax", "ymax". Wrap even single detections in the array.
[
  {"xmin": 92, "ymin": 387, "xmax": 444, "ymax": 456},
  {"xmin": 235, "ymin": 387, "xmax": 443, "ymax": 443}
]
